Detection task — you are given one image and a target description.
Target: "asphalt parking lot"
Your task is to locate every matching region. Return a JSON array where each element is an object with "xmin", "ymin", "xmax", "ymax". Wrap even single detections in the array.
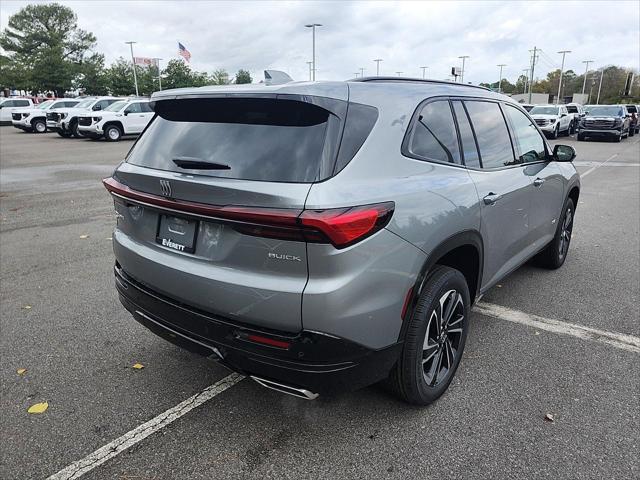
[{"xmin": 1, "ymin": 127, "xmax": 638, "ymax": 480}]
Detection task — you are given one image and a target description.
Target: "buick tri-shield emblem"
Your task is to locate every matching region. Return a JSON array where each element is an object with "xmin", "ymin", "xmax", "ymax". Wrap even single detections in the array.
[{"xmin": 159, "ymin": 179, "xmax": 172, "ymax": 197}]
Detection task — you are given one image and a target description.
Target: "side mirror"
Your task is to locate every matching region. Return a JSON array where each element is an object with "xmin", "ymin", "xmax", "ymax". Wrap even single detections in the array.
[
  {"xmin": 553, "ymin": 144, "xmax": 576, "ymax": 162},
  {"xmin": 560, "ymin": 113, "xmax": 567, "ymax": 117},
  {"xmin": 123, "ymin": 111, "xmax": 129, "ymax": 116}
]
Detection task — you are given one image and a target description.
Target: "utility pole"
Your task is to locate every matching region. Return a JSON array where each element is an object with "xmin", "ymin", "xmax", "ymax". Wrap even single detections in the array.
[
  {"xmin": 153, "ymin": 58, "xmax": 162, "ymax": 91},
  {"xmin": 304, "ymin": 23, "xmax": 322, "ymax": 81},
  {"xmin": 458, "ymin": 55, "xmax": 469, "ymax": 83},
  {"xmin": 556, "ymin": 50, "xmax": 571, "ymax": 104},
  {"xmin": 581, "ymin": 60, "xmax": 594, "ymax": 94},
  {"xmin": 396, "ymin": 71, "xmax": 403, "ymax": 76},
  {"xmin": 420, "ymin": 66, "xmax": 428, "ymax": 79},
  {"xmin": 596, "ymin": 69, "xmax": 604, "ymax": 104},
  {"xmin": 522, "ymin": 68, "xmax": 530, "ymax": 94},
  {"xmin": 497, "ymin": 64, "xmax": 507, "ymax": 93},
  {"xmin": 359, "ymin": 67, "xmax": 365, "ymax": 77},
  {"xmin": 306, "ymin": 61, "xmax": 313, "ymax": 81},
  {"xmin": 125, "ymin": 41, "xmax": 139, "ymax": 96},
  {"xmin": 528, "ymin": 46, "xmax": 538, "ymax": 103},
  {"xmin": 353, "ymin": 72, "xmax": 360, "ymax": 78},
  {"xmin": 373, "ymin": 58, "xmax": 383, "ymax": 76}
]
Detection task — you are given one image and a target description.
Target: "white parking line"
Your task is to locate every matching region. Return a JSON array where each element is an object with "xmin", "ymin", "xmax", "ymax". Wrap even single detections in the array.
[
  {"xmin": 46, "ymin": 301, "xmax": 640, "ymax": 479},
  {"xmin": 46, "ymin": 373, "xmax": 245, "ymax": 480},
  {"xmin": 580, "ymin": 153, "xmax": 618, "ymax": 177},
  {"xmin": 475, "ymin": 302, "xmax": 640, "ymax": 354}
]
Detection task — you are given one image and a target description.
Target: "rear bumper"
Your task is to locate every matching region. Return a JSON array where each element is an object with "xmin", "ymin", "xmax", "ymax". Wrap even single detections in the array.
[{"xmin": 114, "ymin": 264, "xmax": 401, "ymax": 395}]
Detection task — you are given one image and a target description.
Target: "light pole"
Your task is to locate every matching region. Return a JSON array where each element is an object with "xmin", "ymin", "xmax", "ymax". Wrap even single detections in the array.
[
  {"xmin": 153, "ymin": 58, "xmax": 162, "ymax": 91},
  {"xmin": 458, "ymin": 55, "xmax": 469, "ymax": 83},
  {"xmin": 420, "ymin": 66, "xmax": 428, "ymax": 79},
  {"xmin": 353, "ymin": 72, "xmax": 360, "ymax": 78},
  {"xmin": 497, "ymin": 64, "xmax": 506, "ymax": 92},
  {"xmin": 556, "ymin": 50, "xmax": 571, "ymax": 104},
  {"xmin": 596, "ymin": 69, "xmax": 604, "ymax": 104},
  {"xmin": 396, "ymin": 71, "xmax": 403, "ymax": 77},
  {"xmin": 306, "ymin": 61, "xmax": 313, "ymax": 81},
  {"xmin": 304, "ymin": 23, "xmax": 322, "ymax": 81},
  {"xmin": 581, "ymin": 60, "xmax": 594, "ymax": 94},
  {"xmin": 125, "ymin": 41, "xmax": 139, "ymax": 96},
  {"xmin": 522, "ymin": 68, "xmax": 530, "ymax": 94},
  {"xmin": 359, "ymin": 67, "xmax": 365, "ymax": 77},
  {"xmin": 373, "ymin": 58, "xmax": 383, "ymax": 76}
]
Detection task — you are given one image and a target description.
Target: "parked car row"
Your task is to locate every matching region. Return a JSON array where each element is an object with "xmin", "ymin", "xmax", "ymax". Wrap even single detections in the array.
[
  {"xmin": 4, "ymin": 95, "xmax": 154, "ymax": 141},
  {"xmin": 527, "ymin": 102, "xmax": 638, "ymax": 142}
]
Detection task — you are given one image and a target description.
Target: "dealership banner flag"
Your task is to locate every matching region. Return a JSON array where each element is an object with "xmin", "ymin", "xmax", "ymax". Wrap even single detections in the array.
[{"xmin": 133, "ymin": 57, "xmax": 158, "ymax": 67}]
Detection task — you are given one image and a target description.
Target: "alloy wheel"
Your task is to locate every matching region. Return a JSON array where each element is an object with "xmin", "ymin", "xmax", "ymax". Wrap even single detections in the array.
[
  {"xmin": 422, "ymin": 289, "xmax": 465, "ymax": 386},
  {"xmin": 558, "ymin": 207, "xmax": 573, "ymax": 260}
]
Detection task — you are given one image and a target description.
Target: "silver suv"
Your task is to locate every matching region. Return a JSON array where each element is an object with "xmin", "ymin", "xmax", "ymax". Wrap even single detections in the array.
[{"xmin": 104, "ymin": 78, "xmax": 580, "ymax": 405}]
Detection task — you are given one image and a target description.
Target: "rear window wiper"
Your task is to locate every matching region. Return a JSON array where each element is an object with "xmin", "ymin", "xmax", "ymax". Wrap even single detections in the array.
[{"xmin": 172, "ymin": 157, "xmax": 231, "ymax": 170}]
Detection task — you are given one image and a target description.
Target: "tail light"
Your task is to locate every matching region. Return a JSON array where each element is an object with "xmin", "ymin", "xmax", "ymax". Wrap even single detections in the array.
[{"xmin": 103, "ymin": 177, "xmax": 394, "ymax": 248}]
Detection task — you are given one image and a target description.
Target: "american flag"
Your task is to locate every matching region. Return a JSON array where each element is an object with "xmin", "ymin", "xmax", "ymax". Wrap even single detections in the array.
[{"xmin": 178, "ymin": 42, "xmax": 191, "ymax": 62}]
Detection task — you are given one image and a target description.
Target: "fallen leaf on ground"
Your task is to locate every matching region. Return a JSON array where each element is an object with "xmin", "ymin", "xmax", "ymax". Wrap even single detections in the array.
[
  {"xmin": 17, "ymin": 368, "xmax": 27, "ymax": 375},
  {"xmin": 544, "ymin": 413, "xmax": 554, "ymax": 422},
  {"xmin": 23, "ymin": 305, "xmax": 32, "ymax": 310},
  {"xmin": 132, "ymin": 363, "xmax": 144, "ymax": 370},
  {"xmin": 534, "ymin": 331, "xmax": 540, "ymax": 336},
  {"xmin": 79, "ymin": 235, "xmax": 89, "ymax": 239},
  {"xmin": 496, "ymin": 284, "xmax": 502, "ymax": 288},
  {"xmin": 28, "ymin": 402, "xmax": 48, "ymax": 414},
  {"xmin": 106, "ymin": 237, "xmax": 112, "ymax": 240}
]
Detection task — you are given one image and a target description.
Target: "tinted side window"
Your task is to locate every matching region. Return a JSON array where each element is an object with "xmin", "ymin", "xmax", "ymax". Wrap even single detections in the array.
[
  {"xmin": 140, "ymin": 103, "xmax": 153, "ymax": 113},
  {"xmin": 15, "ymin": 100, "xmax": 30, "ymax": 106},
  {"xmin": 410, "ymin": 100, "xmax": 460, "ymax": 164},
  {"xmin": 333, "ymin": 102, "xmax": 378, "ymax": 174},
  {"xmin": 125, "ymin": 103, "xmax": 142, "ymax": 114},
  {"xmin": 3, "ymin": 100, "xmax": 16, "ymax": 107},
  {"xmin": 452, "ymin": 101, "xmax": 481, "ymax": 168},
  {"xmin": 503, "ymin": 105, "xmax": 547, "ymax": 164},
  {"xmin": 464, "ymin": 101, "xmax": 514, "ymax": 169}
]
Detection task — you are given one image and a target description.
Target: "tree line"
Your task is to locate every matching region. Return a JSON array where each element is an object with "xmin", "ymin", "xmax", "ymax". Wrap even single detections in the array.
[
  {"xmin": 480, "ymin": 66, "xmax": 638, "ymax": 104},
  {"xmin": 0, "ymin": 3, "xmax": 252, "ymax": 97}
]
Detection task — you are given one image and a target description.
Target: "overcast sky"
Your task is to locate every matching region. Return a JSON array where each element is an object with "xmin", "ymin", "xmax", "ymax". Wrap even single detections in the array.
[{"xmin": 1, "ymin": 0, "xmax": 639, "ymax": 84}]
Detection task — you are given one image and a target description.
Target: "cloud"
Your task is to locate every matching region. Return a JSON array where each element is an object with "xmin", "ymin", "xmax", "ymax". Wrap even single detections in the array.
[{"xmin": 1, "ymin": 0, "xmax": 638, "ymax": 84}]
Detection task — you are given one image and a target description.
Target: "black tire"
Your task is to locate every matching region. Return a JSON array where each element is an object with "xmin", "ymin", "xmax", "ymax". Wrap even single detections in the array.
[
  {"xmin": 387, "ymin": 266, "xmax": 470, "ymax": 406},
  {"xmin": 57, "ymin": 130, "xmax": 72, "ymax": 138},
  {"xmin": 104, "ymin": 124, "xmax": 122, "ymax": 142},
  {"xmin": 577, "ymin": 133, "xmax": 584, "ymax": 141},
  {"xmin": 615, "ymin": 132, "xmax": 622, "ymax": 142},
  {"xmin": 70, "ymin": 120, "xmax": 81, "ymax": 138},
  {"xmin": 553, "ymin": 125, "xmax": 559, "ymax": 139},
  {"xmin": 32, "ymin": 119, "xmax": 46, "ymax": 133},
  {"xmin": 534, "ymin": 198, "xmax": 575, "ymax": 269}
]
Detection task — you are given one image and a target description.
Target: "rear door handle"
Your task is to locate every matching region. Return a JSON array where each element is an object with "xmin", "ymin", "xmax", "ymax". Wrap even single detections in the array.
[
  {"xmin": 483, "ymin": 193, "xmax": 502, "ymax": 205},
  {"xmin": 533, "ymin": 177, "xmax": 545, "ymax": 187}
]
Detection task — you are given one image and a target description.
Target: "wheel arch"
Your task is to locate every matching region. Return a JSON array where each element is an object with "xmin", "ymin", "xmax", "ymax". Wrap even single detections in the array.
[
  {"xmin": 103, "ymin": 120, "xmax": 124, "ymax": 133},
  {"xmin": 398, "ymin": 230, "xmax": 483, "ymax": 342},
  {"xmin": 567, "ymin": 185, "xmax": 580, "ymax": 209}
]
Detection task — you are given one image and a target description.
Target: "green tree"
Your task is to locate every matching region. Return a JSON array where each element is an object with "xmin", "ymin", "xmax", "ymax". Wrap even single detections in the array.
[
  {"xmin": 162, "ymin": 59, "xmax": 195, "ymax": 89},
  {"xmin": 0, "ymin": 3, "xmax": 97, "ymax": 96},
  {"xmin": 234, "ymin": 69, "xmax": 252, "ymax": 84},
  {"xmin": 75, "ymin": 53, "xmax": 109, "ymax": 95},
  {"xmin": 105, "ymin": 57, "xmax": 135, "ymax": 95},
  {"xmin": 210, "ymin": 68, "xmax": 229, "ymax": 85}
]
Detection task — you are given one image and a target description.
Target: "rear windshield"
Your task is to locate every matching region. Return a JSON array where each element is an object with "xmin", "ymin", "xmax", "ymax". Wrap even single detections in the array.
[
  {"xmin": 127, "ymin": 98, "xmax": 335, "ymax": 183},
  {"xmin": 566, "ymin": 105, "xmax": 578, "ymax": 113}
]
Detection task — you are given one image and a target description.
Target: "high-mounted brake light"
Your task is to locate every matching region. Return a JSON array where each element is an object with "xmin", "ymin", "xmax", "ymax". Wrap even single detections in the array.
[{"xmin": 103, "ymin": 177, "xmax": 394, "ymax": 248}]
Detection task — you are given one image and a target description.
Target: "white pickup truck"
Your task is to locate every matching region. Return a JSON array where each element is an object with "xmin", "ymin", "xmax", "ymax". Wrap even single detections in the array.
[
  {"xmin": 12, "ymin": 98, "xmax": 80, "ymax": 133},
  {"xmin": 529, "ymin": 104, "xmax": 573, "ymax": 139},
  {"xmin": 0, "ymin": 97, "xmax": 34, "ymax": 124},
  {"xmin": 46, "ymin": 96, "xmax": 122, "ymax": 138},
  {"xmin": 77, "ymin": 98, "xmax": 154, "ymax": 141}
]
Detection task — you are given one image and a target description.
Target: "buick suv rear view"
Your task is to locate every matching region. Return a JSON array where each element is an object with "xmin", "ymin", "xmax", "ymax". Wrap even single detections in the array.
[{"xmin": 104, "ymin": 78, "xmax": 579, "ymax": 405}]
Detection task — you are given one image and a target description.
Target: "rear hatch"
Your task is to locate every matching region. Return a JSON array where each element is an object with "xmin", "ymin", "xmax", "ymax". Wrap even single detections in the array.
[{"xmin": 108, "ymin": 94, "xmax": 347, "ymax": 332}]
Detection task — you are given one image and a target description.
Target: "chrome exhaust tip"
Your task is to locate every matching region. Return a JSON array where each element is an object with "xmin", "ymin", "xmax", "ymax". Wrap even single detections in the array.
[{"xmin": 250, "ymin": 376, "xmax": 319, "ymax": 400}]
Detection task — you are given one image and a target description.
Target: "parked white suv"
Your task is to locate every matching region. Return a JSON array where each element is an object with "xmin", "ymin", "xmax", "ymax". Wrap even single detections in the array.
[
  {"xmin": 565, "ymin": 103, "xmax": 585, "ymax": 134},
  {"xmin": 0, "ymin": 98, "xmax": 34, "ymax": 124},
  {"xmin": 12, "ymin": 98, "xmax": 80, "ymax": 133},
  {"xmin": 529, "ymin": 104, "xmax": 572, "ymax": 138},
  {"xmin": 47, "ymin": 96, "xmax": 122, "ymax": 138},
  {"xmin": 77, "ymin": 98, "xmax": 154, "ymax": 141}
]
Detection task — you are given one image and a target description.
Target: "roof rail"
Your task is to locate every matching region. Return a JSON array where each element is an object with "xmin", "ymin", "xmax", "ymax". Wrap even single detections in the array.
[{"xmin": 350, "ymin": 76, "xmax": 490, "ymax": 91}]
